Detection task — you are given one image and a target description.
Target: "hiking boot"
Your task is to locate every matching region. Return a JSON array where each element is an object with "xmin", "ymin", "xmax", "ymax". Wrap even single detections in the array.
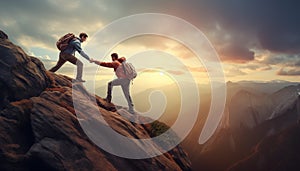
[
  {"xmin": 75, "ymin": 78, "xmax": 86, "ymax": 82},
  {"xmin": 104, "ymin": 98, "xmax": 111, "ymax": 103},
  {"xmin": 129, "ymin": 109, "xmax": 135, "ymax": 114},
  {"xmin": 105, "ymin": 96, "xmax": 112, "ymax": 103}
]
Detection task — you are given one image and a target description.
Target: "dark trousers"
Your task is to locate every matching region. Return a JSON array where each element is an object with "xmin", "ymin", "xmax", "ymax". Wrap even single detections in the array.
[{"xmin": 49, "ymin": 53, "xmax": 83, "ymax": 79}]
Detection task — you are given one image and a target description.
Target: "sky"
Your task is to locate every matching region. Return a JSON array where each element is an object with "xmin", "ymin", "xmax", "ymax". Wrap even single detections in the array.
[{"xmin": 1, "ymin": 0, "xmax": 300, "ymax": 90}]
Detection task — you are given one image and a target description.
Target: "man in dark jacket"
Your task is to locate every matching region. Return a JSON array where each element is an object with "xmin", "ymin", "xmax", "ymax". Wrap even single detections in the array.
[{"xmin": 49, "ymin": 33, "xmax": 91, "ymax": 82}]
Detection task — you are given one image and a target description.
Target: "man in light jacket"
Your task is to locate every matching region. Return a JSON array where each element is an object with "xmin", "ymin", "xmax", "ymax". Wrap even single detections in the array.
[{"xmin": 49, "ymin": 33, "xmax": 91, "ymax": 82}]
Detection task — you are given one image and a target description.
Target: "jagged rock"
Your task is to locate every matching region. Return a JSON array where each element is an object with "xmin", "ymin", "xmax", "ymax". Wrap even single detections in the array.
[
  {"xmin": 0, "ymin": 30, "xmax": 191, "ymax": 171},
  {"xmin": 186, "ymin": 83, "xmax": 300, "ymax": 171},
  {"xmin": 0, "ymin": 31, "xmax": 50, "ymax": 109},
  {"xmin": 0, "ymin": 30, "xmax": 8, "ymax": 39},
  {"xmin": 229, "ymin": 90, "xmax": 273, "ymax": 130},
  {"xmin": 228, "ymin": 123, "xmax": 300, "ymax": 171}
]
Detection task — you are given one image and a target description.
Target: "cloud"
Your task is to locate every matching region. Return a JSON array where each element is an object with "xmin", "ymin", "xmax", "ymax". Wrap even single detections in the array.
[
  {"xmin": 207, "ymin": 0, "xmax": 300, "ymax": 54},
  {"xmin": 165, "ymin": 0, "xmax": 300, "ymax": 62},
  {"xmin": 277, "ymin": 67, "xmax": 300, "ymax": 76},
  {"xmin": 118, "ymin": 35, "xmax": 170, "ymax": 50},
  {"xmin": 135, "ymin": 67, "xmax": 186, "ymax": 76},
  {"xmin": 258, "ymin": 65, "xmax": 272, "ymax": 71},
  {"xmin": 136, "ymin": 68, "xmax": 162, "ymax": 73},
  {"xmin": 166, "ymin": 70, "xmax": 185, "ymax": 75},
  {"xmin": 28, "ymin": 51, "xmax": 52, "ymax": 60},
  {"xmin": 225, "ymin": 67, "xmax": 247, "ymax": 77},
  {"xmin": 239, "ymin": 63, "xmax": 272, "ymax": 71},
  {"xmin": 260, "ymin": 53, "xmax": 300, "ymax": 67},
  {"xmin": 218, "ymin": 43, "xmax": 255, "ymax": 63},
  {"xmin": 0, "ymin": 0, "xmax": 108, "ymax": 51},
  {"xmin": 295, "ymin": 60, "xmax": 300, "ymax": 67},
  {"xmin": 1, "ymin": 0, "xmax": 300, "ymax": 71},
  {"xmin": 186, "ymin": 66, "xmax": 207, "ymax": 73}
]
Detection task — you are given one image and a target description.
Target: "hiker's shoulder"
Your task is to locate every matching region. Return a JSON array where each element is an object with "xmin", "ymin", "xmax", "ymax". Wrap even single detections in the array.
[
  {"xmin": 113, "ymin": 60, "xmax": 121, "ymax": 65},
  {"xmin": 70, "ymin": 38, "xmax": 81, "ymax": 44},
  {"xmin": 118, "ymin": 57, "xmax": 126, "ymax": 63}
]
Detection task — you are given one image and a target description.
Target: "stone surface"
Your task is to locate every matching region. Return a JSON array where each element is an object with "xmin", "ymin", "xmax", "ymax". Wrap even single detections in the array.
[
  {"xmin": 0, "ymin": 34, "xmax": 50, "ymax": 109},
  {"xmin": 0, "ymin": 30, "xmax": 191, "ymax": 171}
]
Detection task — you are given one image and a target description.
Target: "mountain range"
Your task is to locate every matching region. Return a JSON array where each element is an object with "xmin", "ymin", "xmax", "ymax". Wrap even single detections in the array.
[{"xmin": 183, "ymin": 79, "xmax": 300, "ymax": 171}]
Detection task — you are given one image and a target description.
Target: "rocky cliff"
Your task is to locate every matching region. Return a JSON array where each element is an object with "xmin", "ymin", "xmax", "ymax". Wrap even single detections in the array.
[
  {"xmin": 228, "ymin": 123, "xmax": 300, "ymax": 171},
  {"xmin": 184, "ymin": 81, "xmax": 300, "ymax": 171},
  {"xmin": 0, "ymin": 30, "xmax": 191, "ymax": 171}
]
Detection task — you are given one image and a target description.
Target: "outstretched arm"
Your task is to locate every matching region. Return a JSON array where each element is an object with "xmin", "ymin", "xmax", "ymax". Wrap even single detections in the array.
[
  {"xmin": 72, "ymin": 40, "xmax": 90, "ymax": 61},
  {"xmin": 90, "ymin": 58, "xmax": 101, "ymax": 65},
  {"xmin": 90, "ymin": 59, "xmax": 118, "ymax": 69},
  {"xmin": 79, "ymin": 51, "xmax": 90, "ymax": 61}
]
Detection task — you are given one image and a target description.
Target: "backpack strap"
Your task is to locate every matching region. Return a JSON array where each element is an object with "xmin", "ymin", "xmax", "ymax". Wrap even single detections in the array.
[
  {"xmin": 121, "ymin": 61, "xmax": 135, "ymax": 85},
  {"xmin": 122, "ymin": 61, "xmax": 127, "ymax": 75},
  {"xmin": 122, "ymin": 62, "xmax": 133, "ymax": 85}
]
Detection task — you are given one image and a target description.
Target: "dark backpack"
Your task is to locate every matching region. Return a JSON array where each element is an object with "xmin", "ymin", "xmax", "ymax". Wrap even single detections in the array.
[{"xmin": 56, "ymin": 33, "xmax": 75, "ymax": 51}]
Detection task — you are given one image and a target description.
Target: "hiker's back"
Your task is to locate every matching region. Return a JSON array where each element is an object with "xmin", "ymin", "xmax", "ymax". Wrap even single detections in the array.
[
  {"xmin": 115, "ymin": 62, "xmax": 127, "ymax": 78},
  {"xmin": 62, "ymin": 38, "xmax": 80, "ymax": 54},
  {"xmin": 114, "ymin": 57, "xmax": 137, "ymax": 80},
  {"xmin": 122, "ymin": 61, "xmax": 137, "ymax": 80}
]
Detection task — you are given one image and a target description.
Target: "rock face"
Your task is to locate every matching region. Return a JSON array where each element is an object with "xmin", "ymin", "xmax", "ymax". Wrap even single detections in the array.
[
  {"xmin": 0, "ymin": 30, "xmax": 8, "ymax": 39},
  {"xmin": 228, "ymin": 123, "xmax": 300, "ymax": 171},
  {"xmin": 229, "ymin": 90, "xmax": 273, "ymax": 129},
  {"xmin": 184, "ymin": 82, "xmax": 300, "ymax": 171},
  {"xmin": 0, "ymin": 31, "xmax": 50, "ymax": 109},
  {"xmin": 0, "ymin": 31, "xmax": 191, "ymax": 171}
]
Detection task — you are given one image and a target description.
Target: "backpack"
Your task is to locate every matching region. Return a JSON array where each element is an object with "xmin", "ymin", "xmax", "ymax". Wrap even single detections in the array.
[
  {"xmin": 56, "ymin": 33, "xmax": 75, "ymax": 51},
  {"xmin": 122, "ymin": 61, "xmax": 137, "ymax": 80}
]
